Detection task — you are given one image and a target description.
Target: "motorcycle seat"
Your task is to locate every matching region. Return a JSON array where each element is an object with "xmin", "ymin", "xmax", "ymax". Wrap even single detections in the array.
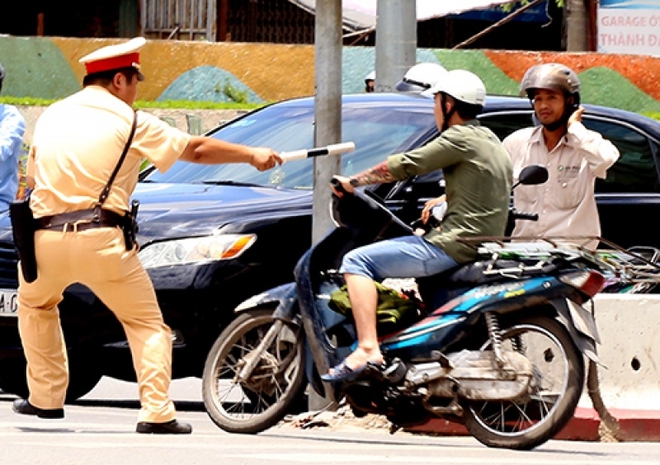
[{"xmin": 424, "ymin": 259, "xmax": 534, "ymax": 289}]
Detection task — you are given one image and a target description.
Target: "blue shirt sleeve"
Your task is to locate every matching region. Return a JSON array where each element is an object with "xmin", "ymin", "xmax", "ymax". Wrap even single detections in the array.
[
  {"xmin": 0, "ymin": 105, "xmax": 26, "ymax": 162},
  {"xmin": 0, "ymin": 105, "xmax": 27, "ymax": 210}
]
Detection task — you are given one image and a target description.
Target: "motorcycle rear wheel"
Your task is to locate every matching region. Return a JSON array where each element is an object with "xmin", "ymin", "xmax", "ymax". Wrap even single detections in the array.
[
  {"xmin": 463, "ymin": 315, "xmax": 584, "ymax": 450},
  {"xmin": 202, "ymin": 308, "xmax": 307, "ymax": 434}
]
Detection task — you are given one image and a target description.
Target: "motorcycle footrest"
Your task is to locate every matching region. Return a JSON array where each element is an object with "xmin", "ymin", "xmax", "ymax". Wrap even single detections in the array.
[
  {"xmin": 382, "ymin": 358, "xmax": 407, "ymax": 384},
  {"xmin": 410, "ymin": 351, "xmax": 453, "ymax": 368}
]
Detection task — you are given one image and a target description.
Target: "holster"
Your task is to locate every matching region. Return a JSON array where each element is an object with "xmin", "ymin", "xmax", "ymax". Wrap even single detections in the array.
[
  {"xmin": 122, "ymin": 199, "xmax": 140, "ymax": 251},
  {"xmin": 9, "ymin": 196, "xmax": 38, "ymax": 283}
]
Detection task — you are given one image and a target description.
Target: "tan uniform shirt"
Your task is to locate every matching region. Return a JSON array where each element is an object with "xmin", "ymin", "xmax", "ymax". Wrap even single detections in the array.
[
  {"xmin": 504, "ymin": 122, "xmax": 620, "ymax": 248},
  {"xmin": 28, "ymin": 86, "xmax": 190, "ymax": 217}
]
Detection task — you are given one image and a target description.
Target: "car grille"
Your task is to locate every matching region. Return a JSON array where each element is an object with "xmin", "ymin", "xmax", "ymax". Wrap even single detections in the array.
[{"xmin": 0, "ymin": 241, "xmax": 19, "ymax": 288}]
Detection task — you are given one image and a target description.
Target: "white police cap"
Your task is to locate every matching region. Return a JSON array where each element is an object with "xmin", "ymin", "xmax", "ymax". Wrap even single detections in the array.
[{"xmin": 79, "ymin": 37, "xmax": 146, "ymax": 79}]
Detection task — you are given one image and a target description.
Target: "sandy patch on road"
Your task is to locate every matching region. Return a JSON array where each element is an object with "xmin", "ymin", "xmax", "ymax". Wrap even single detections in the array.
[{"xmin": 274, "ymin": 403, "xmax": 400, "ymax": 434}]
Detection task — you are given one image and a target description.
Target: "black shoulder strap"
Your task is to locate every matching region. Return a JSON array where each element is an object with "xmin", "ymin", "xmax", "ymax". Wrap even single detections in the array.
[{"xmin": 97, "ymin": 111, "xmax": 138, "ymax": 207}]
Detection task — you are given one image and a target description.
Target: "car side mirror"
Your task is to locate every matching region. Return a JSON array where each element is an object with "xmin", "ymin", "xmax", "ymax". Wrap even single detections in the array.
[{"xmin": 514, "ymin": 164, "xmax": 548, "ymax": 189}]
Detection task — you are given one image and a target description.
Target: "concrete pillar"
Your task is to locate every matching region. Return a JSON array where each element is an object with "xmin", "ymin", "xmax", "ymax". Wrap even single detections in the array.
[{"xmin": 375, "ymin": 0, "xmax": 417, "ymax": 92}]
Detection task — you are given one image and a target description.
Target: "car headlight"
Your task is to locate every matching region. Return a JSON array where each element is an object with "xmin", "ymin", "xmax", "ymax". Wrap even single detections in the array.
[{"xmin": 138, "ymin": 234, "xmax": 256, "ymax": 268}]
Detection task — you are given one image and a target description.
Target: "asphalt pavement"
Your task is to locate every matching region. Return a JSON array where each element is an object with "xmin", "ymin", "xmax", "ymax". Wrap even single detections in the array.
[{"xmin": 1, "ymin": 377, "xmax": 660, "ymax": 465}]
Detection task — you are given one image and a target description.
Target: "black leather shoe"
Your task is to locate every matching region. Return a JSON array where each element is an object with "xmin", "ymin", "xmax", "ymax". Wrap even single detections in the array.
[
  {"xmin": 12, "ymin": 399, "xmax": 64, "ymax": 419},
  {"xmin": 136, "ymin": 419, "xmax": 192, "ymax": 434}
]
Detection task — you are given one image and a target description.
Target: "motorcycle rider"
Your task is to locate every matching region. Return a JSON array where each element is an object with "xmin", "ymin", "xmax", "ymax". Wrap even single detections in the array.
[
  {"xmin": 420, "ymin": 63, "xmax": 619, "ymax": 250},
  {"xmin": 395, "ymin": 62, "xmax": 447, "ymax": 93},
  {"xmin": 326, "ymin": 69, "xmax": 513, "ymax": 381},
  {"xmin": 506, "ymin": 63, "xmax": 619, "ymax": 250}
]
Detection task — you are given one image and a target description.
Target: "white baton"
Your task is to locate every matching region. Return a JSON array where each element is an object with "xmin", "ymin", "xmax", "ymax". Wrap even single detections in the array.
[{"xmin": 279, "ymin": 142, "xmax": 356, "ymax": 163}]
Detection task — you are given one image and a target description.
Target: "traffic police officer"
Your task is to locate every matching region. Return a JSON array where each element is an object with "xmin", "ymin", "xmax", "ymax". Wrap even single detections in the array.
[{"xmin": 12, "ymin": 37, "xmax": 281, "ymax": 434}]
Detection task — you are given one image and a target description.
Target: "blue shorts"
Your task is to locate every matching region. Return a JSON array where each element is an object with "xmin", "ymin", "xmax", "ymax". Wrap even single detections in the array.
[{"xmin": 339, "ymin": 235, "xmax": 459, "ymax": 281}]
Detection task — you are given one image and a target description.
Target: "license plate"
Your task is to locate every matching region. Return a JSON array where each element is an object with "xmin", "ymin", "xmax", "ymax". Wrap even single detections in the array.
[{"xmin": 0, "ymin": 289, "xmax": 18, "ymax": 317}]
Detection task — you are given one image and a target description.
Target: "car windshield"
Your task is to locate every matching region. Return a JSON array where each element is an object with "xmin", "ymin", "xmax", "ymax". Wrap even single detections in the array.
[{"xmin": 143, "ymin": 101, "xmax": 436, "ymax": 189}]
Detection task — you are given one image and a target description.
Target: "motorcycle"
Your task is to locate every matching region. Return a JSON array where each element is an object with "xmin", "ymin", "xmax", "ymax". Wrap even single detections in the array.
[{"xmin": 201, "ymin": 165, "xmax": 607, "ymax": 450}]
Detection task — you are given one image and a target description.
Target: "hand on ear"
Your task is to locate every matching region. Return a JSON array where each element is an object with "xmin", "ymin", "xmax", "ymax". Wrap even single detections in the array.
[{"xmin": 568, "ymin": 106, "xmax": 585, "ymax": 126}]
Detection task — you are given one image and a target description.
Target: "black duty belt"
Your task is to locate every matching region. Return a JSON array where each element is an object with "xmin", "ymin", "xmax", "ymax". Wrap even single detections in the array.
[{"xmin": 36, "ymin": 208, "xmax": 125, "ymax": 232}]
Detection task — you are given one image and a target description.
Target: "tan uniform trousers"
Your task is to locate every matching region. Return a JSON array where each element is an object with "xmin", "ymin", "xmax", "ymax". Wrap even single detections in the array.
[{"xmin": 17, "ymin": 225, "xmax": 176, "ymax": 423}]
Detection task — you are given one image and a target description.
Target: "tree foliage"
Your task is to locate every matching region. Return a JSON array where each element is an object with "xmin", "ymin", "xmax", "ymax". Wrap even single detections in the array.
[{"xmin": 502, "ymin": 0, "xmax": 565, "ymax": 13}]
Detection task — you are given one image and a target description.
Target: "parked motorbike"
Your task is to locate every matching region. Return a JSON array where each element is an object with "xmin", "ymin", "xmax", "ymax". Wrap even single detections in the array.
[{"xmin": 201, "ymin": 165, "xmax": 607, "ymax": 450}]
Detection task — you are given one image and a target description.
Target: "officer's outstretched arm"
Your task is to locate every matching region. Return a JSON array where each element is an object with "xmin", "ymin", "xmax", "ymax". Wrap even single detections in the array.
[{"xmin": 180, "ymin": 136, "xmax": 282, "ymax": 171}]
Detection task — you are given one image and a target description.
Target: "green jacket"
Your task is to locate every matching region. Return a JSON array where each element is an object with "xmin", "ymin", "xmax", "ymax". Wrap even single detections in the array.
[{"xmin": 388, "ymin": 120, "xmax": 513, "ymax": 263}]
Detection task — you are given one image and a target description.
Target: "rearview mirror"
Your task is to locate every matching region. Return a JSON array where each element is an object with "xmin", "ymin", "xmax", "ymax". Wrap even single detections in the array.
[{"xmin": 514, "ymin": 165, "xmax": 548, "ymax": 189}]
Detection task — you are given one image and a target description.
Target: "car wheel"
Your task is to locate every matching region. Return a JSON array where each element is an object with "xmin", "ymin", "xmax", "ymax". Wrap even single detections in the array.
[
  {"xmin": 0, "ymin": 358, "xmax": 29, "ymax": 399},
  {"xmin": 65, "ymin": 348, "xmax": 104, "ymax": 402},
  {"xmin": 0, "ymin": 348, "xmax": 103, "ymax": 403}
]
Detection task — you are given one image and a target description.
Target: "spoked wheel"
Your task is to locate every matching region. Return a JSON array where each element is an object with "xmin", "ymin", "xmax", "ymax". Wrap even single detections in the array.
[
  {"xmin": 463, "ymin": 315, "xmax": 584, "ymax": 450},
  {"xmin": 202, "ymin": 308, "xmax": 307, "ymax": 434}
]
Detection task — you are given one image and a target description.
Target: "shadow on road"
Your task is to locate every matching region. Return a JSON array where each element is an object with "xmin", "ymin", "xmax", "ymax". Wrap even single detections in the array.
[
  {"xmin": 74, "ymin": 398, "xmax": 205, "ymax": 412},
  {"xmin": 0, "ymin": 391, "xmax": 205, "ymax": 412}
]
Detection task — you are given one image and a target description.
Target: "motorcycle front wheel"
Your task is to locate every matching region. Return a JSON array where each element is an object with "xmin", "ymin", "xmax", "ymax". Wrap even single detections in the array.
[
  {"xmin": 202, "ymin": 308, "xmax": 307, "ymax": 434},
  {"xmin": 463, "ymin": 315, "xmax": 584, "ymax": 450}
]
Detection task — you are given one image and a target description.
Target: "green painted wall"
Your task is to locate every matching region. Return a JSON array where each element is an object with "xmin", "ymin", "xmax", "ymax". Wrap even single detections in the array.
[{"xmin": 2, "ymin": 36, "xmax": 659, "ymax": 114}]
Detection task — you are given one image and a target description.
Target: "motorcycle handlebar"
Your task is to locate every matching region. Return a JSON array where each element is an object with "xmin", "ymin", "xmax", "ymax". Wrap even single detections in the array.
[
  {"xmin": 330, "ymin": 176, "xmax": 348, "ymax": 195},
  {"xmin": 511, "ymin": 209, "xmax": 539, "ymax": 222}
]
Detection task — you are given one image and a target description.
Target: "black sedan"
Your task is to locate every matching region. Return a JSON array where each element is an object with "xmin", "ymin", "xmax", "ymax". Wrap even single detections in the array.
[{"xmin": 0, "ymin": 92, "xmax": 658, "ymax": 401}]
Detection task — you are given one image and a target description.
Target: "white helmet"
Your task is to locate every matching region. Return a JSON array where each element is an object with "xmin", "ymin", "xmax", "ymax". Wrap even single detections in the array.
[
  {"xmin": 395, "ymin": 62, "xmax": 447, "ymax": 92},
  {"xmin": 364, "ymin": 70, "xmax": 375, "ymax": 82},
  {"xmin": 429, "ymin": 69, "xmax": 486, "ymax": 106}
]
